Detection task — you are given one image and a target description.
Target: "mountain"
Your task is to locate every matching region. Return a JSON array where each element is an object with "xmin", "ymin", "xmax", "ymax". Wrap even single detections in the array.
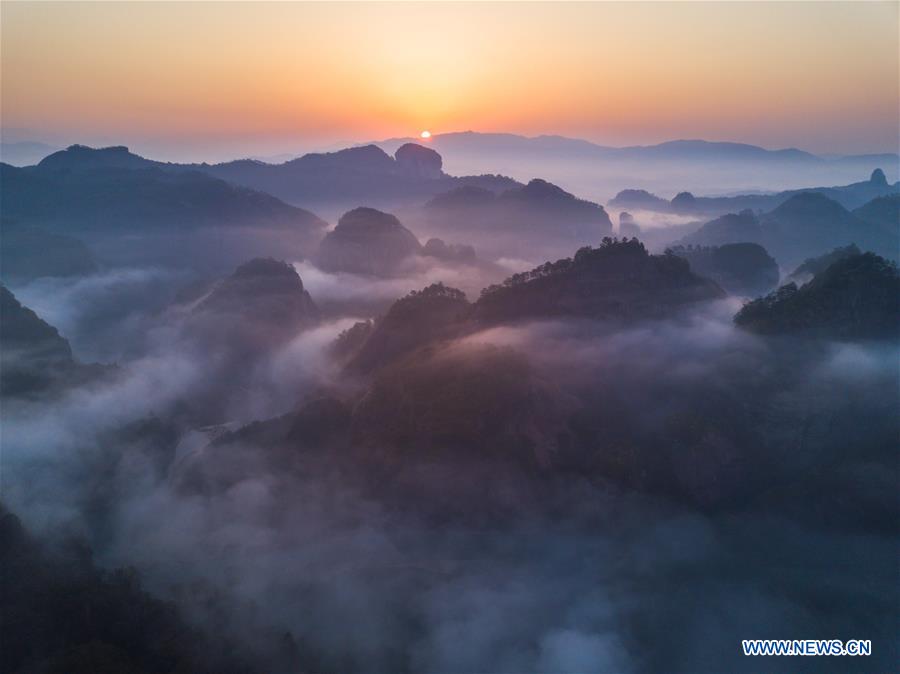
[
  {"xmin": 666, "ymin": 243, "xmax": 779, "ymax": 297},
  {"xmin": 609, "ymin": 187, "xmax": 771, "ymax": 215},
  {"xmin": 2, "ymin": 146, "xmax": 325, "ymax": 233},
  {"xmin": 473, "ymin": 238, "xmax": 724, "ymax": 324},
  {"xmin": 193, "ymin": 258, "xmax": 319, "ymax": 342},
  {"xmin": 618, "ymin": 139, "xmax": 819, "ymax": 162},
  {"xmin": 394, "ymin": 142, "xmax": 443, "ymax": 178},
  {"xmin": 37, "ymin": 143, "xmax": 158, "ymax": 171},
  {"xmin": 194, "ymin": 142, "xmax": 519, "ymax": 212},
  {"xmin": 378, "ymin": 132, "xmax": 823, "ymax": 163},
  {"xmin": 679, "ymin": 192, "xmax": 898, "ymax": 267},
  {"xmin": 376, "ymin": 133, "xmax": 898, "ymax": 207},
  {"xmin": 609, "ymin": 168, "xmax": 900, "ymax": 216},
  {"xmin": 853, "ymin": 193, "xmax": 900, "ymax": 230},
  {"xmin": 422, "ymin": 179, "xmax": 613, "ymax": 259},
  {"xmin": 377, "ymin": 131, "xmax": 613, "ymax": 160},
  {"xmin": 760, "ymin": 192, "xmax": 894, "ymax": 265},
  {"xmin": 674, "ymin": 210, "xmax": 763, "ymax": 247},
  {"xmin": 0, "ymin": 148, "xmax": 329, "ymax": 269},
  {"xmin": 421, "ymin": 237, "xmax": 477, "ymax": 264},
  {"xmin": 351, "ymin": 341, "xmax": 573, "ymax": 470},
  {"xmin": 0, "ymin": 221, "xmax": 98, "ymax": 282},
  {"xmin": 344, "ymin": 283, "xmax": 471, "ymax": 374},
  {"xmin": 313, "ymin": 207, "xmax": 492, "ymax": 280},
  {"xmin": 0, "ymin": 506, "xmax": 251, "ymax": 673},
  {"xmin": 342, "ymin": 240, "xmax": 727, "ymax": 374},
  {"xmin": 500, "ymin": 179, "xmax": 613, "ymax": 231},
  {"xmin": 1, "ymin": 285, "xmax": 73, "ymax": 362},
  {"xmin": 753, "ymin": 168, "xmax": 899, "ymax": 211},
  {"xmin": 788, "ymin": 244, "xmax": 862, "ymax": 284},
  {"xmin": 0, "ymin": 286, "xmax": 106, "ymax": 396},
  {"xmin": 315, "ymin": 207, "xmax": 423, "ymax": 277},
  {"xmin": 734, "ymin": 252, "xmax": 900, "ymax": 339},
  {"xmin": 173, "ymin": 395, "xmax": 354, "ymax": 493},
  {"xmin": 608, "ymin": 189, "xmax": 670, "ymax": 211}
]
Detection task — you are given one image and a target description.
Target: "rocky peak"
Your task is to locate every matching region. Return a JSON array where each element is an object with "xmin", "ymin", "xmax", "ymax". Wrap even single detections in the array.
[
  {"xmin": 315, "ymin": 208, "xmax": 421, "ymax": 277},
  {"xmin": 518, "ymin": 178, "xmax": 573, "ymax": 201},
  {"xmin": 36, "ymin": 144, "xmax": 153, "ymax": 171},
  {"xmin": 195, "ymin": 258, "xmax": 318, "ymax": 328},
  {"xmin": 671, "ymin": 191, "xmax": 697, "ymax": 211},
  {"xmin": 394, "ymin": 143, "xmax": 443, "ymax": 179}
]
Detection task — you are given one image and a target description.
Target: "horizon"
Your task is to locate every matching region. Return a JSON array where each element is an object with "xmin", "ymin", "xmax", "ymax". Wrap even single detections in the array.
[
  {"xmin": 2, "ymin": 2, "xmax": 898, "ymax": 162},
  {"xmin": 4, "ymin": 129, "xmax": 899, "ymax": 168}
]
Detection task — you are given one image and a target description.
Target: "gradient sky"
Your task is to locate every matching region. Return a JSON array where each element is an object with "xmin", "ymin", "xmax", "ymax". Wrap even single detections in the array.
[{"xmin": 2, "ymin": 1, "xmax": 898, "ymax": 161}]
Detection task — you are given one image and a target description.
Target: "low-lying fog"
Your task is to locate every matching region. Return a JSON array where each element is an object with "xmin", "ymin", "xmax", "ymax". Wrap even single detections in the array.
[{"xmin": 3, "ymin": 254, "xmax": 897, "ymax": 672}]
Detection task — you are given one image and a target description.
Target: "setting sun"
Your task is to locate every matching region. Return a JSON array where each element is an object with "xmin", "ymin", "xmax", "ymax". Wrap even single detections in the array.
[{"xmin": 420, "ymin": 130, "xmax": 432, "ymax": 139}]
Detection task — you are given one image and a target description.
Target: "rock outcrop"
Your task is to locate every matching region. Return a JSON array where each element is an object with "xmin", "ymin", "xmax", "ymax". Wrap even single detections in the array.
[
  {"xmin": 394, "ymin": 143, "xmax": 443, "ymax": 179},
  {"xmin": 315, "ymin": 208, "xmax": 422, "ymax": 277}
]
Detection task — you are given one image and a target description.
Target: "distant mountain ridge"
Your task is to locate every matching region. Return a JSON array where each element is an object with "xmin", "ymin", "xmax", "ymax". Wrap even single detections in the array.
[
  {"xmin": 0, "ymin": 150, "xmax": 329, "ymax": 270},
  {"xmin": 610, "ymin": 169, "xmax": 900, "ymax": 215},
  {"xmin": 376, "ymin": 131, "xmax": 896, "ymax": 165},
  {"xmin": 422, "ymin": 178, "xmax": 613, "ymax": 260},
  {"xmin": 20, "ymin": 142, "xmax": 520, "ymax": 213},
  {"xmin": 15, "ymin": 140, "xmax": 899, "ymax": 218},
  {"xmin": 1, "ymin": 150, "xmax": 326, "ymax": 234},
  {"xmin": 190, "ymin": 142, "xmax": 519, "ymax": 209},
  {"xmin": 677, "ymin": 191, "xmax": 899, "ymax": 268},
  {"xmin": 18, "ymin": 134, "xmax": 897, "ymax": 169}
]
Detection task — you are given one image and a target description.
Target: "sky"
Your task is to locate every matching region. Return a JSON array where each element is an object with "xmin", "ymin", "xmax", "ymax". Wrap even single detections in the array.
[{"xmin": 1, "ymin": 1, "xmax": 898, "ymax": 162}]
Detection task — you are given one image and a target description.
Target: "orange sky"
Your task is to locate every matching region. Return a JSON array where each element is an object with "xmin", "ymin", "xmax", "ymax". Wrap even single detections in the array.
[{"xmin": 2, "ymin": 1, "xmax": 898, "ymax": 160}]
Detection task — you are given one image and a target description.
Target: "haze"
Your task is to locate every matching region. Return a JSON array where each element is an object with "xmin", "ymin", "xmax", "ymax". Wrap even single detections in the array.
[{"xmin": 2, "ymin": 1, "xmax": 898, "ymax": 161}]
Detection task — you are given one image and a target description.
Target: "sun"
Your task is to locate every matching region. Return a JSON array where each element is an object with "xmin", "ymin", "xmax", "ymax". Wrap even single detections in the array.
[{"xmin": 420, "ymin": 130, "xmax": 432, "ymax": 139}]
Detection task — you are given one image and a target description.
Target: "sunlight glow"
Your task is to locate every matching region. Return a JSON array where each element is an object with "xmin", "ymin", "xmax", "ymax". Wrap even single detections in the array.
[{"xmin": 420, "ymin": 130, "xmax": 431, "ymax": 139}]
